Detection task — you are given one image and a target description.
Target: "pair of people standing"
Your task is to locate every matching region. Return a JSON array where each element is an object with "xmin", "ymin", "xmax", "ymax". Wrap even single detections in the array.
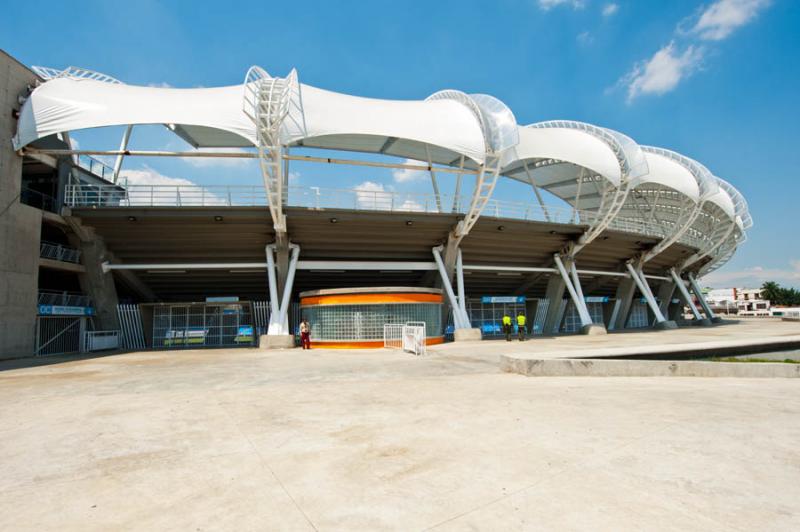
[{"xmin": 502, "ymin": 313, "xmax": 526, "ymax": 341}]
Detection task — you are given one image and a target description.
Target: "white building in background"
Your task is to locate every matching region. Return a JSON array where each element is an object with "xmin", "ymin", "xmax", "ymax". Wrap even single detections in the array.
[{"xmin": 706, "ymin": 287, "xmax": 770, "ymax": 316}]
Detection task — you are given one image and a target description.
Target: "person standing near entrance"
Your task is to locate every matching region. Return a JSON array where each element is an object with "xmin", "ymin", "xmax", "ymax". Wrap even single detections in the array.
[
  {"xmin": 300, "ymin": 318, "xmax": 311, "ymax": 349},
  {"xmin": 517, "ymin": 312, "xmax": 527, "ymax": 341},
  {"xmin": 502, "ymin": 314, "xmax": 513, "ymax": 341}
]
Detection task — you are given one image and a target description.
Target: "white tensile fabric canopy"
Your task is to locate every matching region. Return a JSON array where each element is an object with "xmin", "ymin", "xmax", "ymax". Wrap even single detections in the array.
[{"xmin": 13, "ymin": 67, "xmax": 750, "ymax": 272}]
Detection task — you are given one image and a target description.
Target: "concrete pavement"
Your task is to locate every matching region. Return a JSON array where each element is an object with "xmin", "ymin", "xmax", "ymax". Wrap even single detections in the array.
[{"xmin": 1, "ymin": 323, "xmax": 799, "ymax": 530}]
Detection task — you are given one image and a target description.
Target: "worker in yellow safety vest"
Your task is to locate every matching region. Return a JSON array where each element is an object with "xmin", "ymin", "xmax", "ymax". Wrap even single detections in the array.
[
  {"xmin": 502, "ymin": 314, "xmax": 513, "ymax": 341},
  {"xmin": 516, "ymin": 312, "xmax": 527, "ymax": 341}
]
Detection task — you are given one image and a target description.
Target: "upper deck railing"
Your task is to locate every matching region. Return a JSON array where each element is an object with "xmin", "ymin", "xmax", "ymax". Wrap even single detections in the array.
[{"xmin": 65, "ymin": 183, "xmax": 680, "ymax": 244}]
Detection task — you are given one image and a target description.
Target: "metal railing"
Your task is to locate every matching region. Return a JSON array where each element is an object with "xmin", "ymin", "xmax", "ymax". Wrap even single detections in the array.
[
  {"xmin": 84, "ymin": 330, "xmax": 120, "ymax": 352},
  {"xmin": 38, "ymin": 290, "xmax": 92, "ymax": 307},
  {"xmin": 64, "ymin": 183, "xmax": 674, "ymax": 241},
  {"xmin": 75, "ymin": 154, "xmax": 116, "ymax": 182},
  {"xmin": 20, "ymin": 187, "xmax": 57, "ymax": 213},
  {"xmin": 40, "ymin": 241, "xmax": 82, "ymax": 264}
]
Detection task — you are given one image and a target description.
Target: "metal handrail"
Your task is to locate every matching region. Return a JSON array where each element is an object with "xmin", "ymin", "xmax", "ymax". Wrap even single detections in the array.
[
  {"xmin": 40, "ymin": 241, "xmax": 81, "ymax": 264},
  {"xmin": 64, "ymin": 183, "xmax": 690, "ymax": 245},
  {"xmin": 37, "ymin": 290, "xmax": 92, "ymax": 307}
]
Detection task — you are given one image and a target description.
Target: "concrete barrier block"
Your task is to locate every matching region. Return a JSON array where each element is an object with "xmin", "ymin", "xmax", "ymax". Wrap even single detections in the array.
[
  {"xmin": 581, "ymin": 323, "xmax": 607, "ymax": 335},
  {"xmin": 259, "ymin": 334, "xmax": 296, "ymax": 349},
  {"xmin": 454, "ymin": 328, "xmax": 482, "ymax": 341}
]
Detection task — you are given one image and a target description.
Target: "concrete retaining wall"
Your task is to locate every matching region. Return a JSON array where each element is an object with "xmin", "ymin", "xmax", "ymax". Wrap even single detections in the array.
[
  {"xmin": 501, "ymin": 356, "xmax": 800, "ymax": 378},
  {"xmin": 0, "ymin": 51, "xmax": 40, "ymax": 359}
]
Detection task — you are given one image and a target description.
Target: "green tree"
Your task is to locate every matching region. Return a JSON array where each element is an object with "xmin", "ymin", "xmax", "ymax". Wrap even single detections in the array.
[{"xmin": 761, "ymin": 281, "xmax": 781, "ymax": 303}]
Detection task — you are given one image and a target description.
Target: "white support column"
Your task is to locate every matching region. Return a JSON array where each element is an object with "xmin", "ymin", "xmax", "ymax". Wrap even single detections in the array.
[
  {"xmin": 112, "ymin": 125, "xmax": 133, "ymax": 184},
  {"xmin": 624, "ymin": 262, "xmax": 676, "ymax": 329},
  {"xmin": 553, "ymin": 254, "xmax": 604, "ymax": 334},
  {"xmin": 277, "ymin": 244, "xmax": 301, "ymax": 328},
  {"xmin": 433, "ymin": 247, "xmax": 478, "ymax": 339},
  {"xmin": 456, "ymin": 249, "xmax": 467, "ymax": 318},
  {"xmin": 265, "ymin": 244, "xmax": 280, "ymax": 320},
  {"xmin": 669, "ymin": 268, "xmax": 705, "ymax": 323},
  {"xmin": 687, "ymin": 272, "xmax": 720, "ymax": 322},
  {"xmin": 262, "ymin": 243, "xmax": 300, "ymax": 347}
]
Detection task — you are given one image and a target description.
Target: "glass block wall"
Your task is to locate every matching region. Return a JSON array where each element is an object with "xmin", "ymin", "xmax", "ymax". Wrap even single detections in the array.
[
  {"xmin": 299, "ymin": 288, "xmax": 444, "ymax": 346},
  {"xmin": 302, "ymin": 302, "xmax": 442, "ymax": 342}
]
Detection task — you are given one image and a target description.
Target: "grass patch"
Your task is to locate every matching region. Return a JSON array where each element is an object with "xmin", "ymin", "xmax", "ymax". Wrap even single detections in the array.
[{"xmin": 709, "ymin": 357, "xmax": 800, "ymax": 364}]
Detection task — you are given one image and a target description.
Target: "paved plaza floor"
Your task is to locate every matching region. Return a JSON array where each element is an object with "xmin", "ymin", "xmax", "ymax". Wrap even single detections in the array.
[{"xmin": 1, "ymin": 320, "xmax": 799, "ymax": 530}]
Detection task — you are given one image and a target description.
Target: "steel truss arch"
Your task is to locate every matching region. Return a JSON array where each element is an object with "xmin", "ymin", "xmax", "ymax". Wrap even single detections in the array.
[
  {"xmin": 426, "ymin": 90, "xmax": 519, "ymax": 243},
  {"xmin": 633, "ymin": 146, "xmax": 719, "ymax": 263},
  {"xmin": 243, "ymin": 66, "xmax": 300, "ymax": 236},
  {"xmin": 31, "ymin": 66, "xmax": 122, "ymax": 84},
  {"xmin": 682, "ymin": 177, "xmax": 741, "ymax": 271},
  {"xmin": 525, "ymin": 121, "xmax": 648, "ymax": 254},
  {"xmin": 695, "ymin": 180, "xmax": 751, "ymax": 275}
]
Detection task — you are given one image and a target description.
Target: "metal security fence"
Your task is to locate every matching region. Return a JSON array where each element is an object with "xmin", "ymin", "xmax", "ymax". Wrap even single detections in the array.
[
  {"xmin": 35, "ymin": 316, "xmax": 85, "ymax": 356},
  {"xmin": 626, "ymin": 301, "xmax": 650, "ymax": 329},
  {"xmin": 466, "ymin": 298, "xmax": 528, "ymax": 337},
  {"xmin": 117, "ymin": 304, "xmax": 146, "ymax": 349},
  {"xmin": 561, "ymin": 301, "xmax": 606, "ymax": 333},
  {"xmin": 151, "ymin": 302, "xmax": 256, "ymax": 349}
]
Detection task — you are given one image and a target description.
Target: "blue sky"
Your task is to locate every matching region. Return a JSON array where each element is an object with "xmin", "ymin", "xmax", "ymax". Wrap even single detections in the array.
[{"xmin": 2, "ymin": 0, "xmax": 797, "ymax": 288}]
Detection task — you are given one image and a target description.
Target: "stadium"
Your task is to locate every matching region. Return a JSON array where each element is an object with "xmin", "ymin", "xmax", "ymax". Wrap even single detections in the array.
[{"xmin": 0, "ymin": 50, "xmax": 752, "ymax": 355}]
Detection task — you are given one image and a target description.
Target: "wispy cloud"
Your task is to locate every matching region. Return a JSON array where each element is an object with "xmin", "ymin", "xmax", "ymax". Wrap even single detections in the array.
[
  {"xmin": 537, "ymin": 0, "xmax": 586, "ymax": 11},
  {"xmin": 703, "ymin": 259, "xmax": 800, "ymax": 289},
  {"xmin": 691, "ymin": 0, "xmax": 771, "ymax": 41},
  {"xmin": 392, "ymin": 159, "xmax": 429, "ymax": 183},
  {"xmin": 118, "ymin": 166, "xmax": 226, "ymax": 205},
  {"xmin": 615, "ymin": 0, "xmax": 770, "ymax": 102},
  {"xmin": 576, "ymin": 31, "xmax": 594, "ymax": 46},
  {"xmin": 601, "ymin": 2, "xmax": 619, "ymax": 17},
  {"xmin": 147, "ymin": 81, "xmax": 172, "ymax": 88},
  {"xmin": 621, "ymin": 42, "xmax": 704, "ymax": 102}
]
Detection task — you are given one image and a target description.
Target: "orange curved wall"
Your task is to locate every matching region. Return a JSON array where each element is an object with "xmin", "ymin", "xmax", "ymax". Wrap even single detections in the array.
[{"xmin": 300, "ymin": 292, "xmax": 443, "ymax": 306}]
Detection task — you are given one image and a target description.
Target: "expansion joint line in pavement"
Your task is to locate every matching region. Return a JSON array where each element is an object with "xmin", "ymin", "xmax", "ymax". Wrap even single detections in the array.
[{"xmin": 214, "ymin": 400, "xmax": 319, "ymax": 532}]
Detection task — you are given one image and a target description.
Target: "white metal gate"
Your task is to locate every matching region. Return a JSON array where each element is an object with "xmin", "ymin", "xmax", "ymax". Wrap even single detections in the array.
[
  {"xmin": 35, "ymin": 316, "xmax": 85, "ymax": 356},
  {"xmin": 384, "ymin": 322, "xmax": 426, "ymax": 355},
  {"xmin": 117, "ymin": 304, "xmax": 146, "ymax": 349}
]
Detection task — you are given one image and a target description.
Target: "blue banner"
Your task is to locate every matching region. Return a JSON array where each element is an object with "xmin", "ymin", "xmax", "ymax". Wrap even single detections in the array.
[
  {"xmin": 38, "ymin": 305, "xmax": 94, "ymax": 316},
  {"xmin": 481, "ymin": 296, "xmax": 526, "ymax": 304}
]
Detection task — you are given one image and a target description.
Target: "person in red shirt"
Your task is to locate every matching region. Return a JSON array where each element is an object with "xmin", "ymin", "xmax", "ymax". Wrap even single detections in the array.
[{"xmin": 300, "ymin": 318, "xmax": 311, "ymax": 349}]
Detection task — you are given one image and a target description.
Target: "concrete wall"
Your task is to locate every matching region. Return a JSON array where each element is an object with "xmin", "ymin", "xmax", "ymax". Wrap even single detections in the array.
[{"xmin": 0, "ymin": 50, "xmax": 41, "ymax": 359}]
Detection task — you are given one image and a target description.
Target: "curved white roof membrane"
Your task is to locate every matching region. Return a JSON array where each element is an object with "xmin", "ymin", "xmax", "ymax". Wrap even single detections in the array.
[{"xmin": 14, "ymin": 66, "xmax": 752, "ymax": 273}]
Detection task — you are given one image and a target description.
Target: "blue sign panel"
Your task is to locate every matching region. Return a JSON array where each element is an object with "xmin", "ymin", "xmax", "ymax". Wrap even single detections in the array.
[
  {"xmin": 584, "ymin": 296, "xmax": 610, "ymax": 303},
  {"xmin": 38, "ymin": 305, "xmax": 95, "ymax": 316},
  {"xmin": 481, "ymin": 296, "xmax": 526, "ymax": 304}
]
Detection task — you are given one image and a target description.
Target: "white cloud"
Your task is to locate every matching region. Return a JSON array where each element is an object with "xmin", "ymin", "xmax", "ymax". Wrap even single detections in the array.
[
  {"xmin": 621, "ymin": 42, "xmax": 704, "ymax": 102},
  {"xmin": 118, "ymin": 167, "xmax": 225, "ymax": 206},
  {"xmin": 576, "ymin": 31, "xmax": 594, "ymax": 45},
  {"xmin": 288, "ymin": 171, "xmax": 300, "ymax": 183},
  {"xmin": 537, "ymin": 0, "xmax": 585, "ymax": 10},
  {"xmin": 147, "ymin": 81, "xmax": 173, "ymax": 88},
  {"xmin": 182, "ymin": 147, "xmax": 255, "ymax": 168},
  {"xmin": 118, "ymin": 167, "xmax": 195, "ymax": 187},
  {"xmin": 392, "ymin": 159, "xmax": 429, "ymax": 183},
  {"xmin": 602, "ymin": 2, "xmax": 619, "ymax": 17},
  {"xmin": 702, "ymin": 260, "xmax": 800, "ymax": 289},
  {"xmin": 353, "ymin": 181, "xmax": 424, "ymax": 212},
  {"xmin": 692, "ymin": 0, "xmax": 770, "ymax": 41}
]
